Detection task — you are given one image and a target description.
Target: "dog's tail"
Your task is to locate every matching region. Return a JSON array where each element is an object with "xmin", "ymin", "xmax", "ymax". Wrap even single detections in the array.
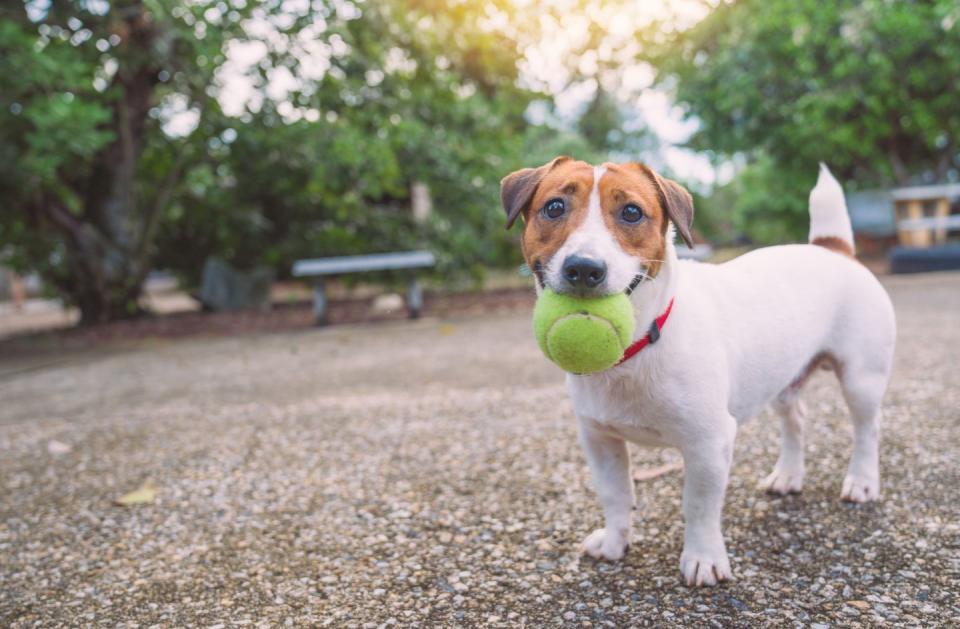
[{"xmin": 808, "ymin": 163, "xmax": 855, "ymax": 257}]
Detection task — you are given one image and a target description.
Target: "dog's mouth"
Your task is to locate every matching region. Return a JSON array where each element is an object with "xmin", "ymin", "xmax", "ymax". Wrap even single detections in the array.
[
  {"xmin": 532, "ymin": 260, "xmax": 545, "ymax": 288},
  {"xmin": 542, "ymin": 273, "xmax": 645, "ymax": 299},
  {"xmin": 624, "ymin": 274, "xmax": 645, "ymax": 296}
]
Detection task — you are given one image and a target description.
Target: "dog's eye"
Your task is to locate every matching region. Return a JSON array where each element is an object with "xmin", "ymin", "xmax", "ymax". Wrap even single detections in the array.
[
  {"xmin": 620, "ymin": 203, "xmax": 644, "ymax": 224},
  {"xmin": 542, "ymin": 198, "xmax": 566, "ymax": 220}
]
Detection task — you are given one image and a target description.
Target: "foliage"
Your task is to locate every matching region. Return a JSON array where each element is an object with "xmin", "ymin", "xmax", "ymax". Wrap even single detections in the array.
[
  {"xmin": 657, "ymin": 0, "xmax": 960, "ymax": 184},
  {"xmin": 577, "ymin": 87, "xmax": 650, "ymax": 155},
  {"xmin": 1, "ymin": 0, "xmax": 553, "ymax": 320},
  {"xmin": 709, "ymin": 154, "xmax": 811, "ymax": 245},
  {"xmin": 18, "ymin": 0, "xmax": 940, "ymax": 319},
  {"xmin": 0, "ymin": 0, "xmax": 255, "ymax": 322},
  {"xmin": 651, "ymin": 0, "xmax": 960, "ymax": 242},
  {"xmin": 151, "ymin": 0, "xmax": 541, "ymax": 288}
]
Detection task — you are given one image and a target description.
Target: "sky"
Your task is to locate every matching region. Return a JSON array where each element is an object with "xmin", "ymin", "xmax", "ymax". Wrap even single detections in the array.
[{"xmin": 513, "ymin": 0, "xmax": 732, "ymax": 187}]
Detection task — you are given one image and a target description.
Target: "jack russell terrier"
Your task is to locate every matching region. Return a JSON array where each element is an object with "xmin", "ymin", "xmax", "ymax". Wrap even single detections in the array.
[{"xmin": 500, "ymin": 158, "xmax": 896, "ymax": 586}]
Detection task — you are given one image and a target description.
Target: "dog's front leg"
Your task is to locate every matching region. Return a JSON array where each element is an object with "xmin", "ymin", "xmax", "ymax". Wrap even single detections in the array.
[
  {"xmin": 679, "ymin": 422, "xmax": 736, "ymax": 586},
  {"xmin": 577, "ymin": 419, "xmax": 634, "ymax": 561}
]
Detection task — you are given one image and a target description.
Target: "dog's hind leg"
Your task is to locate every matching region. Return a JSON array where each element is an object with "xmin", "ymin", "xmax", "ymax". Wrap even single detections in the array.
[
  {"xmin": 760, "ymin": 392, "xmax": 806, "ymax": 495},
  {"xmin": 838, "ymin": 364, "xmax": 889, "ymax": 502}
]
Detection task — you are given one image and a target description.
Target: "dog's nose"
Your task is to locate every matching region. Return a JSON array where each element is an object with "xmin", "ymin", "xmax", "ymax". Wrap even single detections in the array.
[{"xmin": 562, "ymin": 255, "xmax": 607, "ymax": 289}]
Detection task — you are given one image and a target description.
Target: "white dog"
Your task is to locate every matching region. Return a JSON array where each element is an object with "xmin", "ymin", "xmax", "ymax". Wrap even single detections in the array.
[{"xmin": 500, "ymin": 158, "xmax": 896, "ymax": 586}]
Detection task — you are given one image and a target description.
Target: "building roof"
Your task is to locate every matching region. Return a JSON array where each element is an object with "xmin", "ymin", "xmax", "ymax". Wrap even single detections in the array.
[{"xmin": 890, "ymin": 183, "xmax": 960, "ymax": 202}]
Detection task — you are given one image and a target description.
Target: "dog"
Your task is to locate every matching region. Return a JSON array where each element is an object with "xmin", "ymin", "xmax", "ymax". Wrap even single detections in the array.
[{"xmin": 500, "ymin": 158, "xmax": 896, "ymax": 586}]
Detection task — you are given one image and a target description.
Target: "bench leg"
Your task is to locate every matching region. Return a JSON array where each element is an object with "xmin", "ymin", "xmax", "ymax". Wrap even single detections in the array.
[
  {"xmin": 313, "ymin": 282, "xmax": 328, "ymax": 326},
  {"xmin": 406, "ymin": 277, "xmax": 423, "ymax": 319}
]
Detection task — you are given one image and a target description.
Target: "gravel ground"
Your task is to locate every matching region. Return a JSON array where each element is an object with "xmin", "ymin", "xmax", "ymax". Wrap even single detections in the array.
[{"xmin": 1, "ymin": 272, "xmax": 958, "ymax": 628}]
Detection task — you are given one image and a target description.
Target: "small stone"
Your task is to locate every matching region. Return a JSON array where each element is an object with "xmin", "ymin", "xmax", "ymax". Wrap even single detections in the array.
[
  {"xmin": 370, "ymin": 293, "xmax": 404, "ymax": 314},
  {"xmin": 47, "ymin": 440, "xmax": 72, "ymax": 455}
]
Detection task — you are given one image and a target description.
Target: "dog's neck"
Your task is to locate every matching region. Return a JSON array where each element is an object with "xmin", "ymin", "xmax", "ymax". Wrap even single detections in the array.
[{"xmin": 628, "ymin": 238, "xmax": 679, "ymax": 342}]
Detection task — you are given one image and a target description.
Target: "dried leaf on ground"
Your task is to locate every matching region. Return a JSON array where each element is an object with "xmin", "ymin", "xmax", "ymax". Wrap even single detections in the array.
[{"xmin": 114, "ymin": 482, "xmax": 157, "ymax": 506}]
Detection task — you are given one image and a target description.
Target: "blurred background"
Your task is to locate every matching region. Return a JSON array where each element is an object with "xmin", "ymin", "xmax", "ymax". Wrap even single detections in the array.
[
  {"xmin": 3, "ymin": 3, "xmax": 960, "ymax": 625},
  {"xmin": 2, "ymin": 0, "xmax": 959, "ymax": 339}
]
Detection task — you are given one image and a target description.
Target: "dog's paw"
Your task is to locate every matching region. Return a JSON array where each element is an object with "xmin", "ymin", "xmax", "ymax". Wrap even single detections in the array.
[
  {"xmin": 841, "ymin": 474, "xmax": 880, "ymax": 503},
  {"xmin": 760, "ymin": 466, "xmax": 803, "ymax": 495},
  {"xmin": 580, "ymin": 528, "xmax": 629, "ymax": 561},
  {"xmin": 679, "ymin": 546, "xmax": 732, "ymax": 587}
]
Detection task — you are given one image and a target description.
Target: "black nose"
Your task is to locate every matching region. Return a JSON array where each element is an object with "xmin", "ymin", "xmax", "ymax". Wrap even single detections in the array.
[{"xmin": 562, "ymin": 255, "xmax": 607, "ymax": 289}]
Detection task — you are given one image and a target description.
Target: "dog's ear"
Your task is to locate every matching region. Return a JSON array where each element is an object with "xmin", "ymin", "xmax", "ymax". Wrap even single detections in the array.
[
  {"xmin": 634, "ymin": 163, "xmax": 695, "ymax": 248},
  {"xmin": 501, "ymin": 156, "xmax": 571, "ymax": 229}
]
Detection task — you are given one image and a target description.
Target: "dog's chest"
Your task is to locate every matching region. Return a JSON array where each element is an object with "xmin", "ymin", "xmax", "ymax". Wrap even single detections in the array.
[{"xmin": 566, "ymin": 370, "xmax": 680, "ymax": 447}]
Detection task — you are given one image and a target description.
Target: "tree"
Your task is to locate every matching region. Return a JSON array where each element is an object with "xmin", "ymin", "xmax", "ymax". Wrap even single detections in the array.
[
  {"xmin": 707, "ymin": 153, "xmax": 811, "ymax": 245},
  {"xmin": 151, "ymin": 0, "xmax": 540, "ymax": 288},
  {"xmin": 0, "ymin": 1, "xmax": 257, "ymax": 323},
  {"xmin": 648, "ymin": 0, "xmax": 960, "ymax": 241},
  {"xmin": 575, "ymin": 87, "xmax": 619, "ymax": 152},
  {"xmin": 1, "ymin": 1, "xmax": 556, "ymax": 320}
]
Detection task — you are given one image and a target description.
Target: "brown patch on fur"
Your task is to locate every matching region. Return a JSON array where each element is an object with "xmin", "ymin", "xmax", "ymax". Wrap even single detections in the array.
[
  {"xmin": 501, "ymin": 158, "xmax": 697, "ymax": 282},
  {"xmin": 501, "ymin": 156, "xmax": 571, "ymax": 229},
  {"xmin": 518, "ymin": 159, "xmax": 596, "ymax": 273},
  {"xmin": 631, "ymin": 163, "xmax": 696, "ymax": 248},
  {"xmin": 598, "ymin": 163, "xmax": 669, "ymax": 279},
  {"xmin": 783, "ymin": 351, "xmax": 842, "ymax": 398},
  {"xmin": 812, "ymin": 236, "xmax": 856, "ymax": 259}
]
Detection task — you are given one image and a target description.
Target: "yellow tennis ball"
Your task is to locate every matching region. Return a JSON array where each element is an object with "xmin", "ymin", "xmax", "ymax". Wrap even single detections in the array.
[{"xmin": 533, "ymin": 288, "xmax": 635, "ymax": 374}]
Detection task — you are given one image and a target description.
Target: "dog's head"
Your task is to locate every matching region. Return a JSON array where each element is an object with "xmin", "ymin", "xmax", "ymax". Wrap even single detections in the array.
[{"xmin": 501, "ymin": 157, "xmax": 694, "ymax": 296}]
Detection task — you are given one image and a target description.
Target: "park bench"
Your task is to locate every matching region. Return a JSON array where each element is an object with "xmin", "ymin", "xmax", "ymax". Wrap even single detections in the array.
[{"xmin": 292, "ymin": 250, "xmax": 436, "ymax": 324}]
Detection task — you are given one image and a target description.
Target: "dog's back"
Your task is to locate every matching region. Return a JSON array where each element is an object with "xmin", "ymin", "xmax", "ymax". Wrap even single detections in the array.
[{"xmin": 679, "ymin": 165, "xmax": 896, "ymax": 422}]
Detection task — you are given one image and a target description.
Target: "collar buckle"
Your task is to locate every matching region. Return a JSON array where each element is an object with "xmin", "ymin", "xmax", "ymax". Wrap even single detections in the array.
[
  {"xmin": 614, "ymin": 296, "xmax": 675, "ymax": 368},
  {"xmin": 647, "ymin": 320, "xmax": 661, "ymax": 344}
]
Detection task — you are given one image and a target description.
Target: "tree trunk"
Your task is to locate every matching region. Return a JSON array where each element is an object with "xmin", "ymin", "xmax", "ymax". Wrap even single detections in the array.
[
  {"xmin": 52, "ymin": 4, "xmax": 162, "ymax": 324},
  {"xmin": 38, "ymin": 199, "xmax": 144, "ymax": 324},
  {"xmin": 887, "ymin": 148, "xmax": 911, "ymax": 186}
]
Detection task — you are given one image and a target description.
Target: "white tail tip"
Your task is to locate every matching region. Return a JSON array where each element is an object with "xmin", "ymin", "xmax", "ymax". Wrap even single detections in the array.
[{"xmin": 808, "ymin": 163, "xmax": 854, "ymax": 246}]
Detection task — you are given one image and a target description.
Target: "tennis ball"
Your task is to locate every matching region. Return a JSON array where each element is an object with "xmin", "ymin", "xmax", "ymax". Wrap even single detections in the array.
[{"xmin": 533, "ymin": 288, "xmax": 635, "ymax": 374}]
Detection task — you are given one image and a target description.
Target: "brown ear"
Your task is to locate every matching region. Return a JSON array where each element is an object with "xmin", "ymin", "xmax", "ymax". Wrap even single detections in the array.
[
  {"xmin": 635, "ymin": 163, "xmax": 695, "ymax": 248},
  {"xmin": 500, "ymin": 156, "xmax": 571, "ymax": 229}
]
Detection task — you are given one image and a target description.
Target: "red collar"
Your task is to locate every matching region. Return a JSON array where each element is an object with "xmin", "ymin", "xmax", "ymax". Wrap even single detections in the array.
[{"xmin": 616, "ymin": 297, "xmax": 675, "ymax": 366}]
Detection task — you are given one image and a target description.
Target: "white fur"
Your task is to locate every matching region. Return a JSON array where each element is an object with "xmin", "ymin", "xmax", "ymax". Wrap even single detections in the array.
[
  {"xmin": 809, "ymin": 163, "xmax": 854, "ymax": 245},
  {"xmin": 551, "ymin": 165, "xmax": 896, "ymax": 586}
]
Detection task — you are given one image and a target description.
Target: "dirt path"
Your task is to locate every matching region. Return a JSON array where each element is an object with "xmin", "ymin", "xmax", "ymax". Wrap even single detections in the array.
[{"xmin": 1, "ymin": 273, "xmax": 958, "ymax": 627}]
